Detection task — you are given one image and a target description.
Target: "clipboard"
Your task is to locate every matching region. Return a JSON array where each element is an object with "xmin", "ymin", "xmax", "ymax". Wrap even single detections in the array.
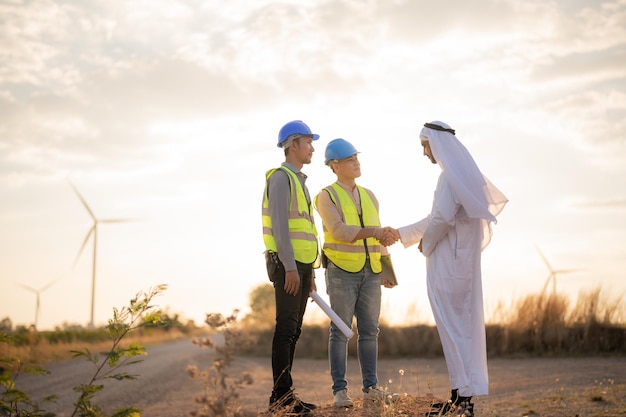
[{"xmin": 379, "ymin": 255, "xmax": 398, "ymax": 287}]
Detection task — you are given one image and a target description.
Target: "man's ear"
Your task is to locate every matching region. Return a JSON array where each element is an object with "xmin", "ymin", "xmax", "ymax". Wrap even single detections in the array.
[{"xmin": 289, "ymin": 138, "xmax": 299, "ymax": 152}]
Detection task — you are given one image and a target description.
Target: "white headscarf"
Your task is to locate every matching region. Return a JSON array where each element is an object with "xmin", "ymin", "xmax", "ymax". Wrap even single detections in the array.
[{"xmin": 421, "ymin": 121, "xmax": 508, "ymax": 248}]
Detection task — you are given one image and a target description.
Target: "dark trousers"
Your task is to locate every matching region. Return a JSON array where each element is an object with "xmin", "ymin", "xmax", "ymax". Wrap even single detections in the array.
[{"xmin": 271, "ymin": 261, "xmax": 312, "ymax": 398}]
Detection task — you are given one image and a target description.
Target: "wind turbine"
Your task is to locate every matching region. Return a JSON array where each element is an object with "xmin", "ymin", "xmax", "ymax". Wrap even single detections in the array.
[
  {"xmin": 535, "ymin": 246, "xmax": 578, "ymax": 297},
  {"xmin": 69, "ymin": 179, "xmax": 134, "ymax": 328},
  {"xmin": 16, "ymin": 278, "xmax": 60, "ymax": 329}
]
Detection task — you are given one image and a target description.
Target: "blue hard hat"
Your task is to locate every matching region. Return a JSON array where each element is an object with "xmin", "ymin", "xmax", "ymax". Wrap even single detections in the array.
[
  {"xmin": 277, "ymin": 120, "xmax": 320, "ymax": 148},
  {"xmin": 324, "ymin": 138, "xmax": 358, "ymax": 165}
]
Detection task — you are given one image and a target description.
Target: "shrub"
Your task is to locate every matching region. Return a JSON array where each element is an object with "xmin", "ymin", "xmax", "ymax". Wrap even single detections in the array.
[{"xmin": 0, "ymin": 284, "xmax": 171, "ymax": 417}]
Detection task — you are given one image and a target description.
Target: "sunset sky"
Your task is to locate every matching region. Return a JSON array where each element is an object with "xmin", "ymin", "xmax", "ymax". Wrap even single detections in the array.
[{"xmin": 1, "ymin": 0, "xmax": 625, "ymax": 330}]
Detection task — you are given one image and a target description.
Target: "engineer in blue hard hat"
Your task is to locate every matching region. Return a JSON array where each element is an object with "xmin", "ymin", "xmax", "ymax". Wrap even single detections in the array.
[
  {"xmin": 261, "ymin": 120, "xmax": 321, "ymax": 415},
  {"xmin": 314, "ymin": 138, "xmax": 400, "ymax": 408}
]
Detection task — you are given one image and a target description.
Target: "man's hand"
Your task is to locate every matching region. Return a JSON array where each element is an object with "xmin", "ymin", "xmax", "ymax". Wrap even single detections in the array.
[
  {"xmin": 284, "ymin": 270, "xmax": 301, "ymax": 296},
  {"xmin": 378, "ymin": 227, "xmax": 400, "ymax": 246},
  {"xmin": 418, "ymin": 238, "xmax": 423, "ymax": 253},
  {"xmin": 382, "ymin": 279, "xmax": 396, "ymax": 289}
]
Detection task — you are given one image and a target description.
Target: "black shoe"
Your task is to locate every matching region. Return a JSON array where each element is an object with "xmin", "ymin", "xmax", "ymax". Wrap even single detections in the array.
[
  {"xmin": 456, "ymin": 399, "xmax": 474, "ymax": 417},
  {"xmin": 269, "ymin": 391, "xmax": 316, "ymax": 415},
  {"xmin": 428, "ymin": 389, "xmax": 472, "ymax": 409},
  {"xmin": 298, "ymin": 399, "xmax": 317, "ymax": 410},
  {"xmin": 426, "ymin": 398, "xmax": 474, "ymax": 417},
  {"xmin": 426, "ymin": 400, "xmax": 452, "ymax": 416},
  {"xmin": 429, "ymin": 400, "xmax": 447, "ymax": 410}
]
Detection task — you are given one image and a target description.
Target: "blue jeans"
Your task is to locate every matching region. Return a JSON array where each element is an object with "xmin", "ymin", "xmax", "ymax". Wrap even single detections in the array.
[{"xmin": 326, "ymin": 261, "xmax": 381, "ymax": 394}]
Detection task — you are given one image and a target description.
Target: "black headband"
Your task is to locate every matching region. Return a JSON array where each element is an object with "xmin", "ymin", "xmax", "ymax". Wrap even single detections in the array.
[{"xmin": 424, "ymin": 123, "xmax": 455, "ymax": 135}]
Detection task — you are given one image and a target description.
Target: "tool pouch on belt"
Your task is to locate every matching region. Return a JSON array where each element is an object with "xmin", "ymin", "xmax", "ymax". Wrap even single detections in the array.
[
  {"xmin": 321, "ymin": 251, "xmax": 328, "ymax": 268},
  {"xmin": 264, "ymin": 250, "xmax": 285, "ymax": 282}
]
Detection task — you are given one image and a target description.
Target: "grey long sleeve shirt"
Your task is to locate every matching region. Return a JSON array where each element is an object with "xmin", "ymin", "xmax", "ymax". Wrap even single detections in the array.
[{"xmin": 266, "ymin": 162, "xmax": 312, "ymax": 272}]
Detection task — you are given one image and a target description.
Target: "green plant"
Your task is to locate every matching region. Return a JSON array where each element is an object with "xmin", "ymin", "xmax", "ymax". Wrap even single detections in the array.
[
  {"xmin": 0, "ymin": 331, "xmax": 57, "ymax": 416},
  {"xmin": 69, "ymin": 284, "xmax": 169, "ymax": 417},
  {"xmin": 1, "ymin": 284, "xmax": 173, "ymax": 417}
]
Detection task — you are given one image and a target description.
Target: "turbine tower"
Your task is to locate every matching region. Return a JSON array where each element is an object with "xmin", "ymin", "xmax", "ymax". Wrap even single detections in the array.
[
  {"xmin": 16, "ymin": 278, "xmax": 59, "ymax": 329},
  {"xmin": 69, "ymin": 180, "xmax": 133, "ymax": 328},
  {"xmin": 535, "ymin": 246, "xmax": 578, "ymax": 297}
]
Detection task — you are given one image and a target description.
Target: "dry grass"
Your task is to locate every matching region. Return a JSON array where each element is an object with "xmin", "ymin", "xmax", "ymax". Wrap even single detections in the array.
[
  {"xmin": 240, "ymin": 285, "xmax": 625, "ymax": 358},
  {"xmin": 259, "ymin": 395, "xmax": 444, "ymax": 417},
  {"xmin": 0, "ymin": 327, "xmax": 199, "ymax": 369},
  {"xmin": 3, "ymin": 285, "xmax": 624, "ymax": 366}
]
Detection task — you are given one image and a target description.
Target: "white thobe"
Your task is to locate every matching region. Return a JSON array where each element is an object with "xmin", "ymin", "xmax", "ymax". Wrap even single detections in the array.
[{"xmin": 398, "ymin": 174, "xmax": 488, "ymax": 397}]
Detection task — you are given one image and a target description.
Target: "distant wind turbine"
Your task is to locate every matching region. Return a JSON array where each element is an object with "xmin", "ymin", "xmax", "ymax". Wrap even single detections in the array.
[
  {"xmin": 535, "ymin": 246, "xmax": 578, "ymax": 297},
  {"xmin": 16, "ymin": 278, "xmax": 60, "ymax": 329},
  {"xmin": 69, "ymin": 179, "xmax": 134, "ymax": 328}
]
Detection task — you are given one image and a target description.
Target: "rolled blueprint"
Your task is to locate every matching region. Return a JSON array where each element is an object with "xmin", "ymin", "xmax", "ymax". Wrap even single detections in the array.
[{"xmin": 310, "ymin": 290, "xmax": 354, "ymax": 338}]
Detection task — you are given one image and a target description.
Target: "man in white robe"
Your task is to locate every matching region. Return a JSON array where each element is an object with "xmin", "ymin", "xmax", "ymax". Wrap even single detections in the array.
[{"xmin": 398, "ymin": 121, "xmax": 507, "ymax": 416}]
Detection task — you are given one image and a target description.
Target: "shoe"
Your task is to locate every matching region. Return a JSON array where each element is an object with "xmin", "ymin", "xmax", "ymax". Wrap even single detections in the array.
[
  {"xmin": 429, "ymin": 390, "xmax": 472, "ymax": 410},
  {"xmin": 269, "ymin": 391, "xmax": 316, "ymax": 415},
  {"xmin": 456, "ymin": 399, "xmax": 474, "ymax": 417},
  {"xmin": 333, "ymin": 388, "xmax": 354, "ymax": 407},
  {"xmin": 426, "ymin": 398, "xmax": 474, "ymax": 417},
  {"xmin": 363, "ymin": 386, "xmax": 386, "ymax": 401},
  {"xmin": 363, "ymin": 387, "xmax": 399, "ymax": 404},
  {"xmin": 292, "ymin": 392, "xmax": 317, "ymax": 410},
  {"xmin": 298, "ymin": 399, "xmax": 317, "ymax": 411},
  {"xmin": 268, "ymin": 399, "xmax": 313, "ymax": 415}
]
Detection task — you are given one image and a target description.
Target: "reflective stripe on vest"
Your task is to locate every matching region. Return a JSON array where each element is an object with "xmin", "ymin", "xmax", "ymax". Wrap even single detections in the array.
[
  {"xmin": 262, "ymin": 167, "xmax": 318, "ymax": 264},
  {"xmin": 319, "ymin": 183, "xmax": 382, "ymax": 273}
]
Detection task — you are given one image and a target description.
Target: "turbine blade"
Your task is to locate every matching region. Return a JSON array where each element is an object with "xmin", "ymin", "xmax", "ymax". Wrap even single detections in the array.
[
  {"xmin": 16, "ymin": 282, "xmax": 37, "ymax": 293},
  {"xmin": 73, "ymin": 226, "xmax": 95, "ymax": 268},
  {"xmin": 554, "ymin": 269, "xmax": 579, "ymax": 275},
  {"xmin": 99, "ymin": 218, "xmax": 137, "ymax": 224},
  {"xmin": 534, "ymin": 246, "xmax": 554, "ymax": 272},
  {"xmin": 67, "ymin": 179, "xmax": 97, "ymax": 221},
  {"xmin": 40, "ymin": 278, "xmax": 60, "ymax": 292}
]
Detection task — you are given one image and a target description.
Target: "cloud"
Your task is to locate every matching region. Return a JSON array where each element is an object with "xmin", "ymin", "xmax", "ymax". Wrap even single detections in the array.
[
  {"xmin": 0, "ymin": 0, "xmax": 390, "ymax": 185},
  {"xmin": 2, "ymin": 0, "xmax": 625, "ymax": 182},
  {"xmin": 0, "ymin": 1, "xmax": 72, "ymax": 86},
  {"xmin": 572, "ymin": 197, "xmax": 626, "ymax": 210},
  {"xmin": 530, "ymin": 45, "xmax": 626, "ymax": 83},
  {"xmin": 542, "ymin": 88, "xmax": 626, "ymax": 147}
]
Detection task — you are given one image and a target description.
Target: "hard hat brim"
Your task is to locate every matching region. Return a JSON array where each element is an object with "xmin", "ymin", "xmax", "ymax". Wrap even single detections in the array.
[{"xmin": 277, "ymin": 133, "xmax": 320, "ymax": 148}]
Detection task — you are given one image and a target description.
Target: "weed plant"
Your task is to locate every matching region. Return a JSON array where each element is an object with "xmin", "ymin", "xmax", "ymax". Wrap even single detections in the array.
[
  {"xmin": 0, "ymin": 284, "xmax": 171, "ymax": 417},
  {"xmin": 0, "ymin": 331, "xmax": 55, "ymax": 416},
  {"xmin": 187, "ymin": 310, "xmax": 254, "ymax": 417}
]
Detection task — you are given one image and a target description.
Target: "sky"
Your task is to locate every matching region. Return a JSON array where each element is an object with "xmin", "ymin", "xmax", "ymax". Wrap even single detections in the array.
[{"xmin": 1, "ymin": 0, "xmax": 625, "ymax": 330}]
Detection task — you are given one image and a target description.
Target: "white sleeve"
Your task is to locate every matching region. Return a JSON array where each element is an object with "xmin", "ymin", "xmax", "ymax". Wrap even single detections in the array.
[{"xmin": 398, "ymin": 217, "xmax": 430, "ymax": 248}]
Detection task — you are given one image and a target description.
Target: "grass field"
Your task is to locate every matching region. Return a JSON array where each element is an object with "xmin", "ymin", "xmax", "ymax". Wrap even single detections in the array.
[{"xmin": 1, "ymin": 285, "xmax": 625, "ymax": 416}]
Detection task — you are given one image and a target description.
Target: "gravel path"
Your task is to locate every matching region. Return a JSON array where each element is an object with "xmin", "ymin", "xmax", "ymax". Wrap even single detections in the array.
[{"xmin": 14, "ymin": 338, "xmax": 626, "ymax": 416}]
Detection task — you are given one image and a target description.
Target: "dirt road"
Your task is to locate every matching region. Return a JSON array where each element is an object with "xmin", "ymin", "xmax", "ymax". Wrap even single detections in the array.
[{"xmin": 15, "ymin": 338, "xmax": 626, "ymax": 416}]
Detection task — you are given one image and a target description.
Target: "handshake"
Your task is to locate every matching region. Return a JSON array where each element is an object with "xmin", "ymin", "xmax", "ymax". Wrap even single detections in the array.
[{"xmin": 375, "ymin": 226, "xmax": 400, "ymax": 247}]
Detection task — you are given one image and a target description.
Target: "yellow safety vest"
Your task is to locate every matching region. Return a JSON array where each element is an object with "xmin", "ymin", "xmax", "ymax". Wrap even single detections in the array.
[
  {"xmin": 317, "ymin": 183, "xmax": 381, "ymax": 273},
  {"xmin": 262, "ymin": 167, "xmax": 318, "ymax": 264}
]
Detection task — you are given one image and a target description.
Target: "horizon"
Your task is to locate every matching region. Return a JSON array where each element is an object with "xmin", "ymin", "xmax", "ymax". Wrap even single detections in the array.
[{"xmin": 2, "ymin": 280, "xmax": 624, "ymax": 331}]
